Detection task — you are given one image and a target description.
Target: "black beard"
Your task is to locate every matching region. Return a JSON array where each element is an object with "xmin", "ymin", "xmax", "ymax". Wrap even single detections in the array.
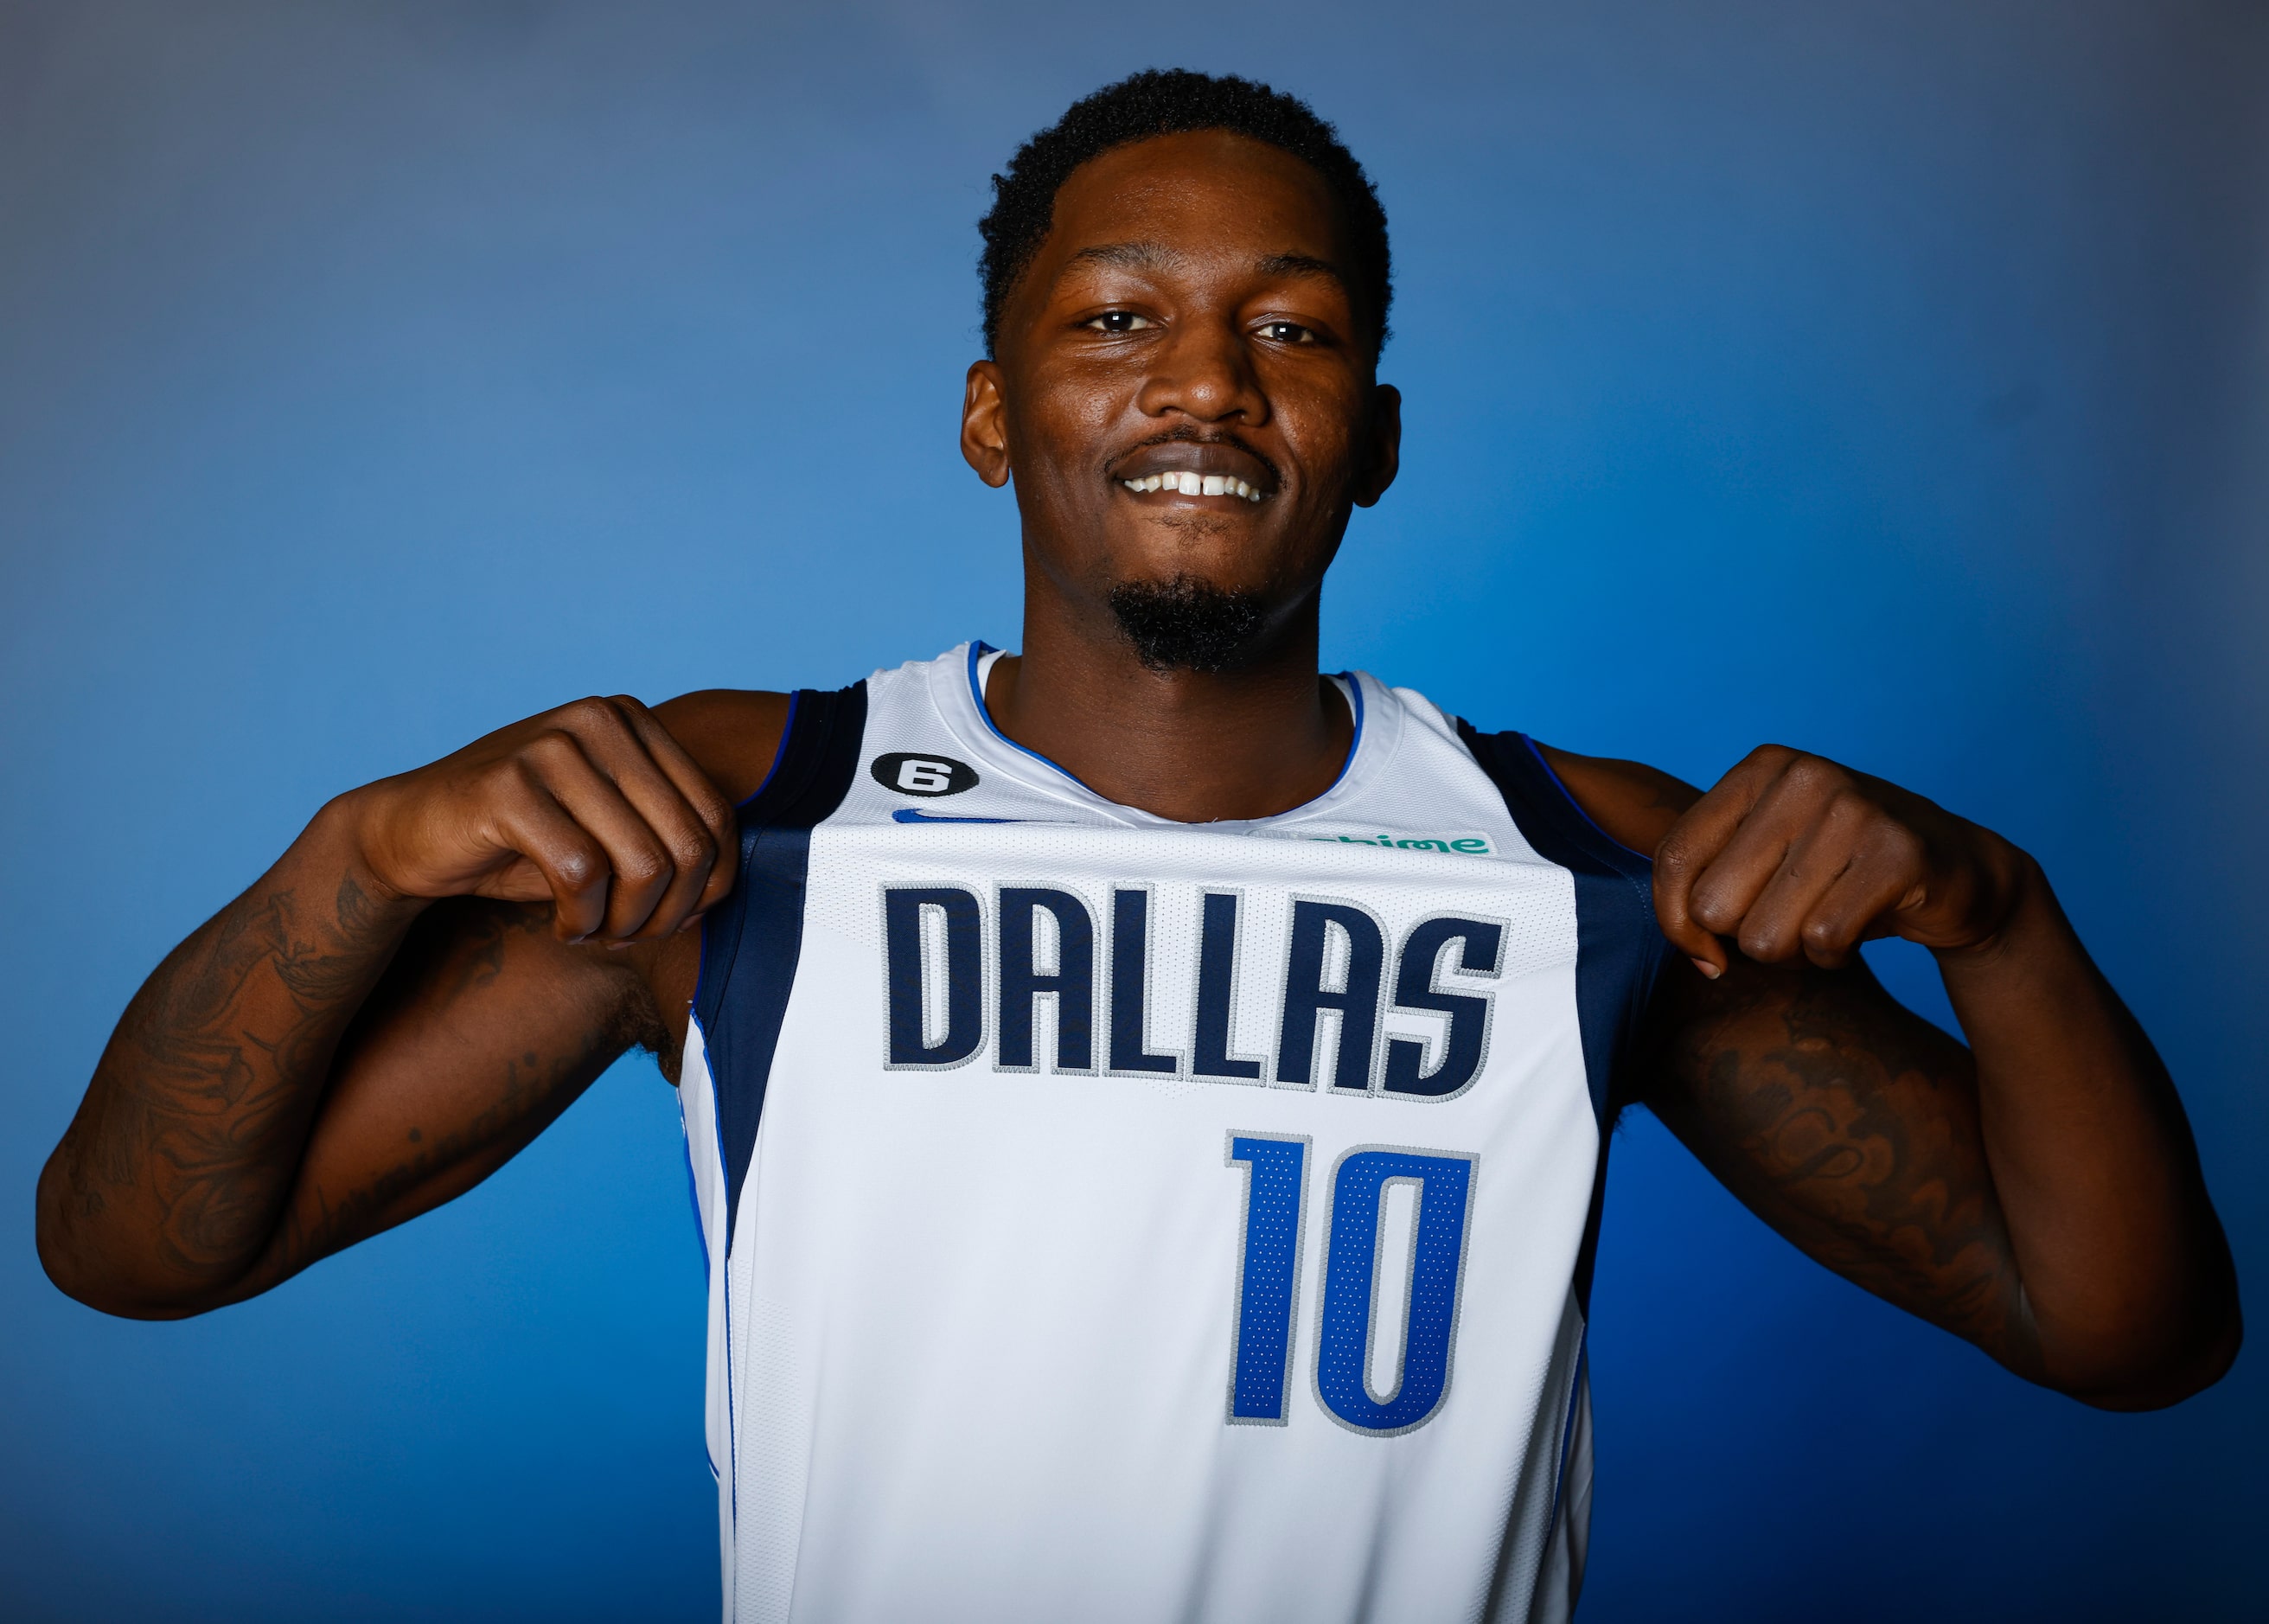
[{"xmin": 1106, "ymin": 574, "xmax": 1269, "ymax": 674}]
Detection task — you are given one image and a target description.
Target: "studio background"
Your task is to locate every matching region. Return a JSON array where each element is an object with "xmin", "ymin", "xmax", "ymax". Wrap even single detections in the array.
[{"xmin": 3, "ymin": 3, "xmax": 2263, "ymax": 1618}]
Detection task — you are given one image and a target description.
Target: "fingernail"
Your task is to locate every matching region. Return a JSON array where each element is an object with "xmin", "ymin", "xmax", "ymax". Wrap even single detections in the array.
[
  {"xmin": 605, "ymin": 939, "xmax": 636, "ymax": 952},
  {"xmin": 1691, "ymin": 957, "xmax": 1722, "ymax": 980}
]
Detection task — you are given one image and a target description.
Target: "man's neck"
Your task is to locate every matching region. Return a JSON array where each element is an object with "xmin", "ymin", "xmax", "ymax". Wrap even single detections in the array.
[{"xmin": 982, "ymin": 604, "xmax": 1352, "ymax": 823}]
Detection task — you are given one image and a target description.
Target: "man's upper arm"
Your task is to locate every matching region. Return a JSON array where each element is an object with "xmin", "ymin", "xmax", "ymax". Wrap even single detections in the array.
[
  {"xmin": 1533, "ymin": 744, "xmax": 1699, "ymax": 855},
  {"xmin": 653, "ymin": 688, "xmax": 796, "ymax": 803},
  {"xmin": 1535, "ymin": 738, "xmax": 2039, "ymax": 1372},
  {"xmin": 223, "ymin": 688, "xmax": 793, "ymax": 1299},
  {"xmin": 223, "ymin": 898, "xmax": 660, "ymax": 1298}
]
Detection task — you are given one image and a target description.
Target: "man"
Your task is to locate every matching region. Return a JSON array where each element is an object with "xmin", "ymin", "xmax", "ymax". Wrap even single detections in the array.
[{"xmin": 38, "ymin": 70, "xmax": 2238, "ymax": 1622}]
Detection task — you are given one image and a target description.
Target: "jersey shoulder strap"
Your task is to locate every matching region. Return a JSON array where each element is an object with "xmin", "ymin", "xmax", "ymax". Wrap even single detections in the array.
[
  {"xmin": 1455, "ymin": 722, "xmax": 1671, "ymax": 1118},
  {"xmin": 693, "ymin": 681, "xmax": 868, "ymax": 1248}
]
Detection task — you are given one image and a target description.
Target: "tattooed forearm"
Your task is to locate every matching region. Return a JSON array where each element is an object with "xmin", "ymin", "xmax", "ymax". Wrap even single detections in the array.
[
  {"xmin": 49, "ymin": 843, "xmax": 424, "ymax": 1298},
  {"xmin": 44, "ymin": 694, "xmax": 736, "ymax": 1320},
  {"xmin": 252, "ymin": 1036, "xmax": 578, "ymax": 1290},
  {"xmin": 1637, "ymin": 958, "xmax": 2046, "ymax": 1380},
  {"xmin": 233, "ymin": 898, "xmax": 665, "ymax": 1286}
]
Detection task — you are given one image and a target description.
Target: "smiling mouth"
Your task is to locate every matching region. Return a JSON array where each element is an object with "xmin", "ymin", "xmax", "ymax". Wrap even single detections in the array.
[
  {"xmin": 1119, "ymin": 471, "xmax": 1266, "ymax": 502},
  {"xmin": 1110, "ymin": 438, "xmax": 1278, "ymax": 504}
]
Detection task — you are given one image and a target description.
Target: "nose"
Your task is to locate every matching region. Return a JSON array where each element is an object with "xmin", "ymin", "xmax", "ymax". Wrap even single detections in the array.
[{"xmin": 1133, "ymin": 312, "xmax": 1271, "ymax": 427}]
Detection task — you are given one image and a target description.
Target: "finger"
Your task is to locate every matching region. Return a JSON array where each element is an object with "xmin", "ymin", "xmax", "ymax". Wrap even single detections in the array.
[
  {"xmin": 1795, "ymin": 825, "xmax": 1928, "ymax": 968},
  {"xmin": 553, "ymin": 700, "xmax": 726, "ymax": 939},
  {"xmin": 1653, "ymin": 746, "xmax": 1799, "ymax": 976},
  {"xmin": 1726, "ymin": 796, "xmax": 1868, "ymax": 964},
  {"xmin": 485, "ymin": 777, "xmax": 614, "ymax": 940},
  {"xmin": 523, "ymin": 732, "xmax": 677, "ymax": 940},
  {"xmin": 602, "ymin": 699, "xmax": 740, "ymax": 919},
  {"xmin": 1684, "ymin": 753, "xmax": 1861, "ymax": 954},
  {"xmin": 470, "ymin": 854, "xmax": 553, "ymax": 905}
]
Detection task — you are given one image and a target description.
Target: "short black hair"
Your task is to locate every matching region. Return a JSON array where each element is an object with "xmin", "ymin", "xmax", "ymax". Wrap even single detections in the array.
[{"xmin": 977, "ymin": 69, "xmax": 1391, "ymax": 358}]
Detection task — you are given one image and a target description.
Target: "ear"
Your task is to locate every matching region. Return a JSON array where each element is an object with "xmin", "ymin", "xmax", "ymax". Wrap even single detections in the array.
[
  {"xmin": 961, "ymin": 361, "xmax": 1013, "ymax": 489},
  {"xmin": 1351, "ymin": 382, "xmax": 1401, "ymax": 509}
]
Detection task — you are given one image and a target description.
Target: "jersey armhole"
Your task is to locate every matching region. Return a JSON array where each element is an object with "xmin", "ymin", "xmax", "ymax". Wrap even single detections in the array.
[
  {"xmin": 694, "ymin": 681, "xmax": 870, "ymax": 1035},
  {"xmin": 1457, "ymin": 719, "xmax": 1671, "ymax": 1128},
  {"xmin": 1454, "ymin": 721, "xmax": 1653, "ymax": 882}
]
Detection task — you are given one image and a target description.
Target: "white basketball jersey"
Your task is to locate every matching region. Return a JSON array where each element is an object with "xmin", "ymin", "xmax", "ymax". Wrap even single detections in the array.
[{"xmin": 678, "ymin": 644, "xmax": 1667, "ymax": 1623}]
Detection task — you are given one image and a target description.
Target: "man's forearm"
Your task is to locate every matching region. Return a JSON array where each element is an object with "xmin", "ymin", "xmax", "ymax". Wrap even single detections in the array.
[
  {"xmin": 37, "ymin": 796, "xmax": 425, "ymax": 1315},
  {"xmin": 1937, "ymin": 859, "xmax": 2240, "ymax": 1404}
]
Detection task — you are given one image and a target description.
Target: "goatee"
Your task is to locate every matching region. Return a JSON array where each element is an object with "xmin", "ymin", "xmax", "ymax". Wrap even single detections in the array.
[{"xmin": 1107, "ymin": 574, "xmax": 1269, "ymax": 674}]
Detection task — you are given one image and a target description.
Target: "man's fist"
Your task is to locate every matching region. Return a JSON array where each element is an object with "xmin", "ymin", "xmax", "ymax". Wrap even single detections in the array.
[
  {"xmin": 1652, "ymin": 745, "xmax": 2034, "ymax": 977},
  {"xmin": 344, "ymin": 695, "xmax": 737, "ymax": 944}
]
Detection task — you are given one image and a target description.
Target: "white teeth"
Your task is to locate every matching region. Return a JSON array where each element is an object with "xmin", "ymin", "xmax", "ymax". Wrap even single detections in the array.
[{"xmin": 1119, "ymin": 472, "xmax": 1268, "ymax": 501}]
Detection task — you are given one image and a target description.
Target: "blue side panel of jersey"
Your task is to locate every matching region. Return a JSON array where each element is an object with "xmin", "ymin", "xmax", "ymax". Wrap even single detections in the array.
[
  {"xmin": 1458, "ymin": 723, "xmax": 1669, "ymax": 1315},
  {"xmin": 696, "ymin": 682, "xmax": 869, "ymax": 1253},
  {"xmin": 1455, "ymin": 722, "xmax": 1670, "ymax": 1123}
]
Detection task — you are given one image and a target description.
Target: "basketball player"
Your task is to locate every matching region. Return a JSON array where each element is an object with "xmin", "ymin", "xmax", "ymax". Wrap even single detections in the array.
[{"xmin": 37, "ymin": 72, "xmax": 2238, "ymax": 1622}]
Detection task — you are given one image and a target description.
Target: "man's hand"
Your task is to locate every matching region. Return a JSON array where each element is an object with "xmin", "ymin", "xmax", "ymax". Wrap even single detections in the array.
[
  {"xmin": 1651, "ymin": 744, "xmax": 2034, "ymax": 977},
  {"xmin": 1579, "ymin": 740, "xmax": 2242, "ymax": 1408},
  {"xmin": 348, "ymin": 696, "xmax": 738, "ymax": 945},
  {"xmin": 40, "ymin": 691, "xmax": 774, "ymax": 1318}
]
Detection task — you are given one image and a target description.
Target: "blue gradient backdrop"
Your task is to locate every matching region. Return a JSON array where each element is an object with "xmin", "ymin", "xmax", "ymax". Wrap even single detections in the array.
[{"xmin": 3, "ymin": 3, "xmax": 2264, "ymax": 1618}]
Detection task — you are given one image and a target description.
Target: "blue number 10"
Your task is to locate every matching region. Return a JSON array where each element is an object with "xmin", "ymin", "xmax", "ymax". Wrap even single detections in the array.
[
  {"xmin": 1226, "ymin": 1135, "xmax": 1478, "ymax": 1435},
  {"xmin": 1226, "ymin": 1135, "xmax": 1310, "ymax": 1424}
]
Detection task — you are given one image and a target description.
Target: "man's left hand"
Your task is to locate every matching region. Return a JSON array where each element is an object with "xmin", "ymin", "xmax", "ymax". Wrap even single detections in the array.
[{"xmin": 1652, "ymin": 745, "xmax": 2035, "ymax": 977}]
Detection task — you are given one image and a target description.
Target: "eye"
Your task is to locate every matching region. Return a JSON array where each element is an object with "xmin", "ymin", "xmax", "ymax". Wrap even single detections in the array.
[
  {"xmin": 1258, "ymin": 320, "xmax": 1316, "ymax": 344},
  {"xmin": 1084, "ymin": 310, "xmax": 1154, "ymax": 334}
]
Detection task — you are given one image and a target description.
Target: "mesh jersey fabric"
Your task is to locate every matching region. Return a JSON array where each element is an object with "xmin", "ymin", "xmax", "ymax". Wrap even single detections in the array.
[{"xmin": 679, "ymin": 644, "xmax": 1668, "ymax": 1624}]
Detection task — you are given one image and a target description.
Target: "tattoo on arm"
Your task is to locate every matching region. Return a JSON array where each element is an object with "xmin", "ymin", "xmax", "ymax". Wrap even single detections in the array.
[
  {"xmin": 238, "ymin": 899, "xmax": 668, "ymax": 1291},
  {"xmin": 53, "ymin": 841, "xmax": 674, "ymax": 1310},
  {"xmin": 61, "ymin": 870, "xmax": 409, "ymax": 1283},
  {"xmin": 1637, "ymin": 959, "xmax": 2046, "ymax": 1380}
]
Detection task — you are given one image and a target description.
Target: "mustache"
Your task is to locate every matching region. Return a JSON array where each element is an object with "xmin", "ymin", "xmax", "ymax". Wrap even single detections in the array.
[{"xmin": 1109, "ymin": 425, "xmax": 1282, "ymax": 487}]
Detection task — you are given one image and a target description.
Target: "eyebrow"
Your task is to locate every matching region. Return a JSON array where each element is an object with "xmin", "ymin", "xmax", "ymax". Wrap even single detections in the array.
[
  {"xmin": 1054, "ymin": 241, "xmax": 1352, "ymax": 291},
  {"xmin": 1060, "ymin": 240, "xmax": 1180, "ymax": 278},
  {"xmin": 1253, "ymin": 252, "xmax": 1347, "ymax": 288}
]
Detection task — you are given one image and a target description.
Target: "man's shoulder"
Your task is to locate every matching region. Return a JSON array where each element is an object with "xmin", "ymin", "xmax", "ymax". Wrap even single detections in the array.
[
  {"xmin": 1527, "ymin": 741, "xmax": 1700, "ymax": 859},
  {"xmin": 653, "ymin": 688, "xmax": 796, "ymax": 805}
]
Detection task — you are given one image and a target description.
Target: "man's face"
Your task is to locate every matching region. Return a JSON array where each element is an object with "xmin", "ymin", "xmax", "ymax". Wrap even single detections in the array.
[{"xmin": 962, "ymin": 129, "xmax": 1399, "ymax": 668}]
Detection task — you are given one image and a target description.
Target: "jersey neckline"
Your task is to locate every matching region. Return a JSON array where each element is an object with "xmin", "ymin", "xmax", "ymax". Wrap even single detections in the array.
[{"xmin": 926, "ymin": 640, "xmax": 1397, "ymax": 832}]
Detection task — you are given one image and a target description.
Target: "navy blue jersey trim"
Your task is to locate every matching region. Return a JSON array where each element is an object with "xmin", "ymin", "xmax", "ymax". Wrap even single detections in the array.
[
  {"xmin": 696, "ymin": 681, "xmax": 868, "ymax": 1251},
  {"xmin": 735, "ymin": 689, "xmax": 800, "ymax": 809},
  {"xmin": 1455, "ymin": 722, "xmax": 1671, "ymax": 1126},
  {"xmin": 1518, "ymin": 732, "xmax": 1652, "ymax": 863}
]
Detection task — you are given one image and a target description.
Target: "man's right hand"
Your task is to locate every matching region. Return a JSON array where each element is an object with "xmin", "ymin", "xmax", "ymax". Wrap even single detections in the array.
[
  {"xmin": 40, "ymin": 689, "xmax": 780, "ymax": 1318},
  {"xmin": 348, "ymin": 695, "xmax": 739, "ymax": 944}
]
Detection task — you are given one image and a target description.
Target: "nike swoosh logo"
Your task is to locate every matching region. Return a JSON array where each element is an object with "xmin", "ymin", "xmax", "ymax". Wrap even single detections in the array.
[{"xmin": 891, "ymin": 809, "xmax": 1026, "ymax": 825}]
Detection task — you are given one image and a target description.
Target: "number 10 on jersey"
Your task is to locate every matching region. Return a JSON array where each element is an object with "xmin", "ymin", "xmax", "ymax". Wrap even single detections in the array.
[{"xmin": 1226, "ymin": 1134, "xmax": 1478, "ymax": 1435}]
